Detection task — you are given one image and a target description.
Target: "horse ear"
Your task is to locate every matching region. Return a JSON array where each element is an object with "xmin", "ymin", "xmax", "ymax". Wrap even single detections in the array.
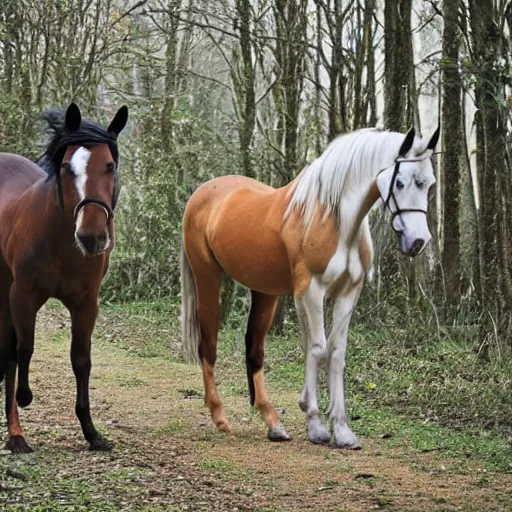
[
  {"xmin": 108, "ymin": 106, "xmax": 129, "ymax": 138},
  {"xmin": 65, "ymin": 103, "xmax": 81, "ymax": 132},
  {"xmin": 398, "ymin": 127, "xmax": 415, "ymax": 157},
  {"xmin": 427, "ymin": 125, "xmax": 440, "ymax": 150}
]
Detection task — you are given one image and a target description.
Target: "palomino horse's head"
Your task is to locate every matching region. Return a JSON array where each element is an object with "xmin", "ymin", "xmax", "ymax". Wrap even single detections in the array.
[
  {"xmin": 58, "ymin": 103, "xmax": 128, "ymax": 256},
  {"xmin": 376, "ymin": 127, "xmax": 440, "ymax": 257}
]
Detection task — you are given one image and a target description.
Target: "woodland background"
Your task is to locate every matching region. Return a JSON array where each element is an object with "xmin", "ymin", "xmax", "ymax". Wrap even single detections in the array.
[{"xmin": 1, "ymin": 0, "xmax": 512, "ymax": 362}]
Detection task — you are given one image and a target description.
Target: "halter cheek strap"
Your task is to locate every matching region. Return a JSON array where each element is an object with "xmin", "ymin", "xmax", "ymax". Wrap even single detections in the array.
[
  {"xmin": 73, "ymin": 198, "xmax": 113, "ymax": 225},
  {"xmin": 380, "ymin": 154, "xmax": 431, "ymax": 233}
]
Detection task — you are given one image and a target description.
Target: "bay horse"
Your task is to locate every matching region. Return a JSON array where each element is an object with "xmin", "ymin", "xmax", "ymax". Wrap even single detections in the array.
[
  {"xmin": 181, "ymin": 125, "xmax": 439, "ymax": 448},
  {"xmin": 0, "ymin": 102, "xmax": 128, "ymax": 453}
]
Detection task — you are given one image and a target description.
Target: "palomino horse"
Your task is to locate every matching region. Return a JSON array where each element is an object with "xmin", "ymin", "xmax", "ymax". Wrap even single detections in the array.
[
  {"xmin": 181, "ymin": 126, "xmax": 439, "ymax": 448},
  {"xmin": 0, "ymin": 103, "xmax": 128, "ymax": 453}
]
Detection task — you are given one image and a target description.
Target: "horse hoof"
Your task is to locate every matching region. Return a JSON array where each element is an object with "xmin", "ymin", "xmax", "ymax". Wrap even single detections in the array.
[
  {"xmin": 268, "ymin": 426, "xmax": 291, "ymax": 442},
  {"xmin": 216, "ymin": 421, "xmax": 232, "ymax": 433},
  {"xmin": 333, "ymin": 424, "xmax": 362, "ymax": 450},
  {"xmin": 6, "ymin": 436, "xmax": 34, "ymax": 455},
  {"xmin": 308, "ymin": 425, "xmax": 331, "ymax": 445},
  {"xmin": 16, "ymin": 387, "xmax": 33, "ymax": 408},
  {"xmin": 334, "ymin": 438, "xmax": 362, "ymax": 450},
  {"xmin": 89, "ymin": 438, "xmax": 114, "ymax": 451},
  {"xmin": 337, "ymin": 442, "xmax": 362, "ymax": 451}
]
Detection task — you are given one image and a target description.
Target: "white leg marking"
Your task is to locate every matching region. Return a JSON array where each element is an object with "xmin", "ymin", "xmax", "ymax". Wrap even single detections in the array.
[
  {"xmin": 327, "ymin": 281, "xmax": 364, "ymax": 449},
  {"xmin": 295, "ymin": 279, "xmax": 331, "ymax": 445}
]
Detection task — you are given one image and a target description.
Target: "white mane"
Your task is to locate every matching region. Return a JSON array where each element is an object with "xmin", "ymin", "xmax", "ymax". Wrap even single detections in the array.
[{"xmin": 287, "ymin": 128, "xmax": 427, "ymax": 232}]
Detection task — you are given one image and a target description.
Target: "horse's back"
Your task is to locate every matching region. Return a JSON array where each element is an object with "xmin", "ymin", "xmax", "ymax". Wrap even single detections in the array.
[
  {"xmin": 183, "ymin": 175, "xmax": 278, "ymax": 232},
  {"xmin": 0, "ymin": 154, "xmax": 45, "ymax": 269},
  {"xmin": 183, "ymin": 175, "xmax": 294, "ymax": 295},
  {"xmin": 186, "ymin": 175, "xmax": 274, "ymax": 207},
  {"xmin": 0, "ymin": 153, "xmax": 45, "ymax": 200}
]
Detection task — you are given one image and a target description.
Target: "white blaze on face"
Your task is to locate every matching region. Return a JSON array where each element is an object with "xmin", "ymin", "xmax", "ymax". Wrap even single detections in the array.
[
  {"xmin": 70, "ymin": 146, "xmax": 91, "ymax": 201},
  {"xmin": 70, "ymin": 146, "xmax": 111, "ymax": 256},
  {"xmin": 70, "ymin": 147, "xmax": 90, "ymax": 237}
]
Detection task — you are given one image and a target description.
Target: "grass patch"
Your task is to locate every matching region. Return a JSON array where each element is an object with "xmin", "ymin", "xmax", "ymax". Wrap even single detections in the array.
[
  {"xmin": 199, "ymin": 459, "xmax": 234, "ymax": 472},
  {"xmin": 351, "ymin": 404, "xmax": 512, "ymax": 472},
  {"xmin": 154, "ymin": 419, "xmax": 190, "ymax": 436},
  {"xmin": 120, "ymin": 377, "xmax": 146, "ymax": 388}
]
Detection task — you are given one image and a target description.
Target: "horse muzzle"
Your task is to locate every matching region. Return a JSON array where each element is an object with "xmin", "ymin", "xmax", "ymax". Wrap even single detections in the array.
[
  {"xmin": 74, "ymin": 198, "xmax": 113, "ymax": 256},
  {"xmin": 75, "ymin": 232, "xmax": 111, "ymax": 256},
  {"xmin": 398, "ymin": 233, "xmax": 429, "ymax": 257}
]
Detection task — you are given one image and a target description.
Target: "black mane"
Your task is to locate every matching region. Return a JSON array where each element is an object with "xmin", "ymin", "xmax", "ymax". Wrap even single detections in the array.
[{"xmin": 37, "ymin": 109, "xmax": 119, "ymax": 176}]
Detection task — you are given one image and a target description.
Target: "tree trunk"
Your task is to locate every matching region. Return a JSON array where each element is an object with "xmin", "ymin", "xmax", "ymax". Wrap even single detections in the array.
[
  {"xmin": 384, "ymin": 0, "xmax": 413, "ymax": 131},
  {"xmin": 381, "ymin": 0, "xmax": 414, "ymax": 298},
  {"xmin": 364, "ymin": 0, "xmax": 377, "ymax": 126},
  {"xmin": 441, "ymin": 0, "xmax": 462, "ymax": 301},
  {"xmin": 234, "ymin": 0, "xmax": 256, "ymax": 178},
  {"xmin": 272, "ymin": 0, "xmax": 308, "ymax": 183},
  {"xmin": 469, "ymin": 0, "xmax": 510, "ymax": 353}
]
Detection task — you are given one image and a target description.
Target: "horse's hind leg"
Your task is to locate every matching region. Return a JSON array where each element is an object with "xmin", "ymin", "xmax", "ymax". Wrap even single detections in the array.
[
  {"xmin": 194, "ymin": 263, "xmax": 230, "ymax": 432},
  {"xmin": 1, "ymin": 313, "xmax": 33, "ymax": 454},
  {"xmin": 246, "ymin": 291, "xmax": 290, "ymax": 441}
]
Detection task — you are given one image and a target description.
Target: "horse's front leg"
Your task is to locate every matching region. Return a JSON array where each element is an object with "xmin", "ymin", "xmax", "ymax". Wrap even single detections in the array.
[
  {"xmin": 295, "ymin": 279, "xmax": 331, "ymax": 445},
  {"xmin": 1, "ymin": 313, "xmax": 33, "ymax": 454},
  {"xmin": 68, "ymin": 297, "xmax": 112, "ymax": 451},
  {"xmin": 327, "ymin": 281, "xmax": 364, "ymax": 449}
]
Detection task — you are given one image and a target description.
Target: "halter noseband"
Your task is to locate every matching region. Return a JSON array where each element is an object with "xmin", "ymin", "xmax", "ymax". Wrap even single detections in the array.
[
  {"xmin": 380, "ymin": 153, "xmax": 432, "ymax": 233},
  {"xmin": 73, "ymin": 198, "xmax": 113, "ymax": 225}
]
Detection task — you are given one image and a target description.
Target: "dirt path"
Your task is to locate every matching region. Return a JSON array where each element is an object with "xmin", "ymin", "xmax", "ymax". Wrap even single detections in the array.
[{"xmin": 0, "ymin": 305, "xmax": 510, "ymax": 511}]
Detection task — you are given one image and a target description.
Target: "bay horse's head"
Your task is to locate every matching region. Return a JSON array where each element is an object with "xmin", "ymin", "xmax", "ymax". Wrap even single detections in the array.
[
  {"xmin": 40, "ymin": 103, "xmax": 128, "ymax": 256},
  {"xmin": 376, "ymin": 126, "xmax": 440, "ymax": 257}
]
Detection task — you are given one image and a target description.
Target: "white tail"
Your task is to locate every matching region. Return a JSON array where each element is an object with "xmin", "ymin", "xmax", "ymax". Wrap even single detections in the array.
[{"xmin": 180, "ymin": 244, "xmax": 201, "ymax": 364}]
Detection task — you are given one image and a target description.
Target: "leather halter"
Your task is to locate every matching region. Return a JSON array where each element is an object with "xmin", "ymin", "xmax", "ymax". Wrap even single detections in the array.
[
  {"xmin": 73, "ymin": 198, "xmax": 113, "ymax": 225},
  {"xmin": 380, "ymin": 153, "xmax": 432, "ymax": 233}
]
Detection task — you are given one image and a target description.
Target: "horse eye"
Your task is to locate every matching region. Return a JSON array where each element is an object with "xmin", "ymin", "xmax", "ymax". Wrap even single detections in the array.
[
  {"xmin": 61, "ymin": 163, "xmax": 73, "ymax": 175},
  {"xmin": 106, "ymin": 162, "xmax": 116, "ymax": 173},
  {"xmin": 396, "ymin": 179, "xmax": 404, "ymax": 190}
]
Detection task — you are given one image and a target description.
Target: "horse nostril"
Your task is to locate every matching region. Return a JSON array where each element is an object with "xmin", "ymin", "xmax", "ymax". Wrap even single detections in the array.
[
  {"xmin": 410, "ymin": 238, "xmax": 425, "ymax": 256},
  {"xmin": 77, "ymin": 235, "xmax": 96, "ymax": 254}
]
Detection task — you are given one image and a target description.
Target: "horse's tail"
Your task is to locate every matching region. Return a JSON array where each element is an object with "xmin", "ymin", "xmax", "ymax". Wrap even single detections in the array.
[{"xmin": 180, "ymin": 243, "xmax": 201, "ymax": 364}]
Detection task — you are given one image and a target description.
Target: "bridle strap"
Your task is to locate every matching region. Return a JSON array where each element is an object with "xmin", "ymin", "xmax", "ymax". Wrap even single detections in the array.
[
  {"xmin": 73, "ymin": 198, "xmax": 113, "ymax": 224},
  {"xmin": 380, "ymin": 157, "xmax": 429, "ymax": 233}
]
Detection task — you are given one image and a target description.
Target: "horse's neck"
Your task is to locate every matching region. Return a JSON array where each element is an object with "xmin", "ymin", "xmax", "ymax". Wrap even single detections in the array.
[
  {"xmin": 281, "ymin": 173, "xmax": 302, "ymax": 200},
  {"xmin": 337, "ymin": 180, "xmax": 380, "ymax": 248},
  {"xmin": 26, "ymin": 179, "xmax": 75, "ymax": 237}
]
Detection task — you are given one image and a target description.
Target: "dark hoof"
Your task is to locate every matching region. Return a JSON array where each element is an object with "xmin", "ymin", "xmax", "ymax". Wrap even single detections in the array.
[
  {"xmin": 16, "ymin": 386, "xmax": 33, "ymax": 408},
  {"xmin": 6, "ymin": 436, "xmax": 34, "ymax": 454},
  {"xmin": 89, "ymin": 438, "xmax": 114, "ymax": 451},
  {"xmin": 268, "ymin": 426, "xmax": 292, "ymax": 442}
]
